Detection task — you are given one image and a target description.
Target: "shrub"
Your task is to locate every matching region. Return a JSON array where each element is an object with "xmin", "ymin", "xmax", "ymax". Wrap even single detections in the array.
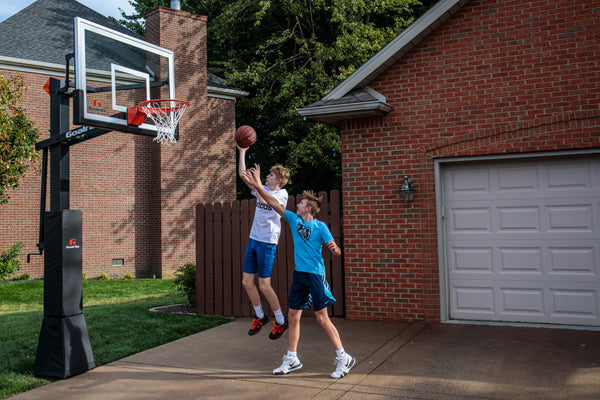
[
  {"xmin": 98, "ymin": 273, "xmax": 109, "ymax": 280},
  {"xmin": 124, "ymin": 274, "xmax": 134, "ymax": 280},
  {"xmin": 0, "ymin": 241, "xmax": 24, "ymax": 282},
  {"xmin": 173, "ymin": 262, "xmax": 195, "ymax": 306},
  {"xmin": 17, "ymin": 273, "xmax": 30, "ymax": 280},
  {"xmin": 82, "ymin": 272, "xmax": 87, "ymax": 280}
]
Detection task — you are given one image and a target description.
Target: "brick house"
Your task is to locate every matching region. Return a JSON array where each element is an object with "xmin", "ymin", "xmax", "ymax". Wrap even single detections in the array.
[
  {"xmin": 0, "ymin": 0, "xmax": 245, "ymax": 279},
  {"xmin": 299, "ymin": 0, "xmax": 600, "ymax": 327}
]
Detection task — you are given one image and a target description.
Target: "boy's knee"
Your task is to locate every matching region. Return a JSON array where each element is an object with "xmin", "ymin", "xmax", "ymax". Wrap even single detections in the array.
[
  {"xmin": 314, "ymin": 310, "xmax": 331, "ymax": 325},
  {"xmin": 242, "ymin": 278, "xmax": 255, "ymax": 289}
]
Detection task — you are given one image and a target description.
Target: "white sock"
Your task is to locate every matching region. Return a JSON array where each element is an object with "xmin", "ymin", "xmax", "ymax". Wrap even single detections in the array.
[
  {"xmin": 336, "ymin": 349, "xmax": 346, "ymax": 358},
  {"xmin": 273, "ymin": 308, "xmax": 285, "ymax": 325},
  {"xmin": 253, "ymin": 305, "xmax": 264, "ymax": 319},
  {"xmin": 287, "ymin": 351, "xmax": 297, "ymax": 359}
]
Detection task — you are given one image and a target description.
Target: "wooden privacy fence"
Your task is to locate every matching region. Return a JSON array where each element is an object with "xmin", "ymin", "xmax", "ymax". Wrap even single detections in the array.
[{"xmin": 195, "ymin": 190, "xmax": 344, "ymax": 317}]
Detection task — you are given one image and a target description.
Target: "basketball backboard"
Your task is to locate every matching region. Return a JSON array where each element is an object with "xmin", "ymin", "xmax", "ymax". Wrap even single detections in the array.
[{"xmin": 73, "ymin": 17, "xmax": 176, "ymax": 137}]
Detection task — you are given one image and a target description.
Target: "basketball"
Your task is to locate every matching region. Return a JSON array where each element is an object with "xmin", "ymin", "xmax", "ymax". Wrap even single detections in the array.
[{"xmin": 235, "ymin": 125, "xmax": 257, "ymax": 148}]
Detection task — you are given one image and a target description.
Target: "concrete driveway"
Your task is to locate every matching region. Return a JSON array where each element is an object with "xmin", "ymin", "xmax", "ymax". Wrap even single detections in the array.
[{"xmin": 8, "ymin": 319, "xmax": 600, "ymax": 399}]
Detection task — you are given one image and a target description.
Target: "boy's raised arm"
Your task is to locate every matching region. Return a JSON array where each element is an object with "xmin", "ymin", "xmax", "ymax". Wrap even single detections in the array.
[{"xmin": 242, "ymin": 166, "xmax": 285, "ymax": 217}]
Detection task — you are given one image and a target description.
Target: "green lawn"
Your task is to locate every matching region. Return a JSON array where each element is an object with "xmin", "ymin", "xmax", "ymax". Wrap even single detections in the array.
[{"xmin": 0, "ymin": 279, "xmax": 232, "ymax": 399}]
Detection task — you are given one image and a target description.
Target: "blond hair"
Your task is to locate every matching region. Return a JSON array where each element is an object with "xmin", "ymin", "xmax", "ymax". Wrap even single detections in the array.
[
  {"xmin": 302, "ymin": 190, "xmax": 322, "ymax": 216},
  {"xmin": 270, "ymin": 164, "xmax": 290, "ymax": 188}
]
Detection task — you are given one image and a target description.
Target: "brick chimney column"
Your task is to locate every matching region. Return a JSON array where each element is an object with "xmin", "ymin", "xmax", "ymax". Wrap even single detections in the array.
[{"xmin": 145, "ymin": 7, "xmax": 209, "ymax": 277}]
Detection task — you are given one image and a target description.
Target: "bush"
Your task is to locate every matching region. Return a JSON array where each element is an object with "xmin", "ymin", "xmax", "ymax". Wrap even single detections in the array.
[
  {"xmin": 0, "ymin": 241, "xmax": 24, "ymax": 282},
  {"xmin": 173, "ymin": 262, "xmax": 195, "ymax": 306},
  {"xmin": 124, "ymin": 274, "xmax": 134, "ymax": 280},
  {"xmin": 17, "ymin": 273, "xmax": 30, "ymax": 280},
  {"xmin": 98, "ymin": 273, "xmax": 109, "ymax": 280}
]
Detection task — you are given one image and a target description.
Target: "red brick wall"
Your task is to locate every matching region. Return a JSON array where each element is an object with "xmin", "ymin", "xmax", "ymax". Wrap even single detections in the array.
[
  {"xmin": 0, "ymin": 8, "xmax": 237, "ymax": 280},
  {"xmin": 341, "ymin": 0, "xmax": 600, "ymax": 321},
  {"xmin": 0, "ymin": 71, "xmax": 51, "ymax": 279}
]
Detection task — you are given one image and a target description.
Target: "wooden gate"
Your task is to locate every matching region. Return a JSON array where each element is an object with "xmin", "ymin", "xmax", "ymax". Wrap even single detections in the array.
[{"xmin": 195, "ymin": 190, "xmax": 344, "ymax": 317}]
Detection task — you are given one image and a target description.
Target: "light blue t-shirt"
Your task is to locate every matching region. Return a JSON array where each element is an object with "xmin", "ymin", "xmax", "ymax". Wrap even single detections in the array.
[{"xmin": 284, "ymin": 210, "xmax": 334, "ymax": 276}]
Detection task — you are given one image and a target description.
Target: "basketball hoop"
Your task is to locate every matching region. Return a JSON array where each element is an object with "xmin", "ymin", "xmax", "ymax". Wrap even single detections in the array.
[{"xmin": 138, "ymin": 99, "xmax": 189, "ymax": 145}]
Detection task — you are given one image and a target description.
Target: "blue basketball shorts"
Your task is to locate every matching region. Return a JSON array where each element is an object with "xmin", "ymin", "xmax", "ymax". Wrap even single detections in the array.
[
  {"xmin": 243, "ymin": 238, "xmax": 277, "ymax": 279},
  {"xmin": 288, "ymin": 270, "xmax": 336, "ymax": 312}
]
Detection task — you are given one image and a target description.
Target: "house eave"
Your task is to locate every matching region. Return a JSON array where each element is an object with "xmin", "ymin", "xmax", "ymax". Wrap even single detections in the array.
[
  {"xmin": 297, "ymin": 101, "xmax": 392, "ymax": 126},
  {"xmin": 207, "ymin": 86, "xmax": 249, "ymax": 101},
  {"xmin": 0, "ymin": 55, "xmax": 68, "ymax": 76}
]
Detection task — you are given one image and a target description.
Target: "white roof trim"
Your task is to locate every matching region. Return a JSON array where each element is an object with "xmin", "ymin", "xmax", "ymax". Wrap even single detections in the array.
[
  {"xmin": 323, "ymin": 0, "xmax": 468, "ymax": 101},
  {"xmin": 208, "ymin": 86, "xmax": 248, "ymax": 100},
  {"xmin": 0, "ymin": 55, "xmax": 70, "ymax": 76},
  {"xmin": 297, "ymin": 100, "xmax": 392, "ymax": 118}
]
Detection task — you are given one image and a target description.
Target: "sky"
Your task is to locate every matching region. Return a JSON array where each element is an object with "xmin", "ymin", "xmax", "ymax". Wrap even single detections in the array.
[{"xmin": 0, "ymin": 0, "xmax": 137, "ymax": 23}]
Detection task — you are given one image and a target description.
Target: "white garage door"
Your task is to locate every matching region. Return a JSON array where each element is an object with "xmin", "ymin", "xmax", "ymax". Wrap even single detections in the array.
[{"xmin": 443, "ymin": 155, "xmax": 600, "ymax": 326}]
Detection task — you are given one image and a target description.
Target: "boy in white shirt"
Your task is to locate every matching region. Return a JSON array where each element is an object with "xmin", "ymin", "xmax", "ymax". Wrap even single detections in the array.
[{"xmin": 238, "ymin": 145, "xmax": 291, "ymax": 339}]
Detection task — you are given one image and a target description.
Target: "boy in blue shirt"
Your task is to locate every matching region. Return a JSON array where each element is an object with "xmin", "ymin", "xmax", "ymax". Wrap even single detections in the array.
[{"xmin": 242, "ymin": 165, "xmax": 355, "ymax": 379}]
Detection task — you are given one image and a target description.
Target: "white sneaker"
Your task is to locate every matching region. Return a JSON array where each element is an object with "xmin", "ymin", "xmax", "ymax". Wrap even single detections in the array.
[
  {"xmin": 331, "ymin": 353, "xmax": 355, "ymax": 379},
  {"xmin": 273, "ymin": 355, "xmax": 303, "ymax": 375}
]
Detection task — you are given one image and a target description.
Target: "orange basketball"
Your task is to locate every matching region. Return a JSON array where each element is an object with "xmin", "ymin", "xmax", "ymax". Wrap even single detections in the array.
[{"xmin": 235, "ymin": 125, "xmax": 257, "ymax": 148}]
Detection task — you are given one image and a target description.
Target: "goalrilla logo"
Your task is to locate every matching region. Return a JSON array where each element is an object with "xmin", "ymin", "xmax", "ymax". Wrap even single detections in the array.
[{"xmin": 66, "ymin": 239, "xmax": 80, "ymax": 249}]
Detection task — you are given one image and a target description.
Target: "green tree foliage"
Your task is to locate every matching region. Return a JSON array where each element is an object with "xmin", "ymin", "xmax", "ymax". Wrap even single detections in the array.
[
  {"xmin": 119, "ymin": 0, "xmax": 436, "ymax": 196},
  {"xmin": 0, "ymin": 241, "xmax": 24, "ymax": 282},
  {"xmin": 0, "ymin": 74, "xmax": 41, "ymax": 205}
]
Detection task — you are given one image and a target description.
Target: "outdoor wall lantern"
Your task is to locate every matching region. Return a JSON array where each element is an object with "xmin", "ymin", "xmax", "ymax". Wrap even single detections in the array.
[{"xmin": 400, "ymin": 175, "xmax": 415, "ymax": 201}]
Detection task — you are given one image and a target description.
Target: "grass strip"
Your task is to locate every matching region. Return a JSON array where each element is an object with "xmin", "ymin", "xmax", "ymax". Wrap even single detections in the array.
[{"xmin": 0, "ymin": 279, "xmax": 232, "ymax": 399}]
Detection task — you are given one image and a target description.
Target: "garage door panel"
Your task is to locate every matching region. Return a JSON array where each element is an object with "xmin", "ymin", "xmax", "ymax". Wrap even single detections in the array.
[
  {"xmin": 497, "ymin": 206, "xmax": 541, "ymax": 232},
  {"xmin": 547, "ymin": 204, "xmax": 594, "ymax": 232},
  {"xmin": 500, "ymin": 288, "xmax": 545, "ymax": 316},
  {"xmin": 447, "ymin": 168, "xmax": 491, "ymax": 194},
  {"xmin": 450, "ymin": 247, "xmax": 493, "ymax": 273},
  {"xmin": 549, "ymin": 247, "xmax": 597, "ymax": 275},
  {"xmin": 451, "ymin": 285, "xmax": 495, "ymax": 315},
  {"xmin": 498, "ymin": 247, "xmax": 543, "ymax": 272},
  {"xmin": 497, "ymin": 165, "xmax": 539, "ymax": 192},
  {"xmin": 546, "ymin": 162, "xmax": 593, "ymax": 191},
  {"xmin": 550, "ymin": 289, "xmax": 599, "ymax": 320},
  {"xmin": 444, "ymin": 155, "xmax": 600, "ymax": 326},
  {"xmin": 449, "ymin": 241, "xmax": 598, "ymax": 277},
  {"xmin": 450, "ymin": 281, "xmax": 600, "ymax": 324},
  {"xmin": 449, "ymin": 208, "xmax": 492, "ymax": 232},
  {"xmin": 449, "ymin": 201, "xmax": 596, "ymax": 236}
]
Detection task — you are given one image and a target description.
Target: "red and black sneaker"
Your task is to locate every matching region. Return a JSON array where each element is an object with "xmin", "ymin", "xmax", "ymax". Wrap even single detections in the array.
[
  {"xmin": 269, "ymin": 318, "xmax": 288, "ymax": 340},
  {"xmin": 248, "ymin": 316, "xmax": 269, "ymax": 336}
]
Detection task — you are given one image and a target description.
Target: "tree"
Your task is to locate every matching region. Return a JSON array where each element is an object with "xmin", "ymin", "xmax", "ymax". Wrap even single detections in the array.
[
  {"xmin": 0, "ymin": 74, "xmax": 41, "ymax": 205},
  {"xmin": 119, "ymin": 0, "xmax": 437, "ymax": 196}
]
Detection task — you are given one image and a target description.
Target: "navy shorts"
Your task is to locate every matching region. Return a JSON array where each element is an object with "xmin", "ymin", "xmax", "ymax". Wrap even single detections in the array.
[
  {"xmin": 243, "ymin": 238, "xmax": 277, "ymax": 278},
  {"xmin": 288, "ymin": 270, "xmax": 336, "ymax": 312}
]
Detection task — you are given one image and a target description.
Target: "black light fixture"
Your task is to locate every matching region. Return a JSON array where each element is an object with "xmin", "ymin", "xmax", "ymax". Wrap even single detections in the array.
[{"xmin": 400, "ymin": 175, "xmax": 414, "ymax": 201}]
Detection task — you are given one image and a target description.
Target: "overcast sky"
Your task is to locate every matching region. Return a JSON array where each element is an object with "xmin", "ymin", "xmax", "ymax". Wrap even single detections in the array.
[{"xmin": 0, "ymin": 0, "xmax": 137, "ymax": 23}]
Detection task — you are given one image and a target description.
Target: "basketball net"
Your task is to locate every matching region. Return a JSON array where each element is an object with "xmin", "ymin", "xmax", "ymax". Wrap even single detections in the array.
[{"xmin": 139, "ymin": 99, "xmax": 189, "ymax": 145}]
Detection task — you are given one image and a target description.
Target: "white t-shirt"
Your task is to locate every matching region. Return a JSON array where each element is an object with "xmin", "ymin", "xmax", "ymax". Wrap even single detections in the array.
[{"xmin": 249, "ymin": 186, "xmax": 288, "ymax": 244}]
